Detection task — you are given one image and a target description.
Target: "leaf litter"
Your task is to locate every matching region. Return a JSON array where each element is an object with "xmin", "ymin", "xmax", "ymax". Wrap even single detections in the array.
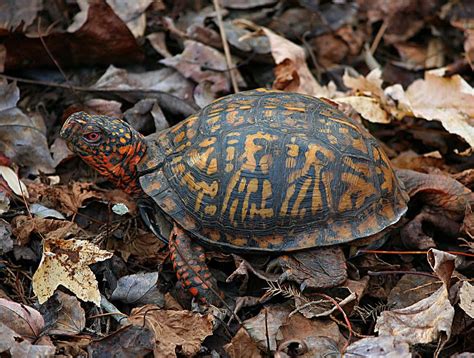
[{"xmin": 0, "ymin": 1, "xmax": 473, "ymax": 357}]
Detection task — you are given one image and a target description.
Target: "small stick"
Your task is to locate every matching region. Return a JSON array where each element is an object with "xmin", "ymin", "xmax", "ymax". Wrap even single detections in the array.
[
  {"xmin": 370, "ymin": 19, "xmax": 388, "ymax": 55},
  {"xmin": 212, "ymin": 0, "xmax": 239, "ymax": 93}
]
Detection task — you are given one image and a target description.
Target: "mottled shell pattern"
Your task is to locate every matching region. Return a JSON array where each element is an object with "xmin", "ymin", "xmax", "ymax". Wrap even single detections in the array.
[{"xmin": 139, "ymin": 89, "xmax": 408, "ymax": 252}]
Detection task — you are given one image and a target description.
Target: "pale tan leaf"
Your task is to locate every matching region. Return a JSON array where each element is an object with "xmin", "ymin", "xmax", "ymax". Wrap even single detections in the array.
[
  {"xmin": 263, "ymin": 28, "xmax": 330, "ymax": 97},
  {"xmin": 343, "ymin": 68, "xmax": 385, "ymax": 98},
  {"xmin": 459, "ymin": 281, "xmax": 474, "ymax": 319},
  {"xmin": 335, "ymin": 96, "xmax": 390, "ymax": 123},
  {"xmin": 0, "ymin": 166, "xmax": 29, "ymax": 198},
  {"xmin": 375, "ymin": 286, "xmax": 454, "ymax": 344},
  {"xmin": 224, "ymin": 328, "xmax": 263, "ymax": 358},
  {"xmin": 129, "ymin": 306, "xmax": 213, "ymax": 358},
  {"xmin": 346, "ymin": 336, "xmax": 410, "ymax": 357},
  {"xmin": 405, "ymin": 70, "xmax": 474, "ymax": 147},
  {"xmin": 32, "ymin": 235, "xmax": 113, "ymax": 306}
]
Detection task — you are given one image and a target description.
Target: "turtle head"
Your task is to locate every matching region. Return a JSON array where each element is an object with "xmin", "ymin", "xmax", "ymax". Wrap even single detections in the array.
[{"xmin": 60, "ymin": 112, "xmax": 146, "ymax": 195}]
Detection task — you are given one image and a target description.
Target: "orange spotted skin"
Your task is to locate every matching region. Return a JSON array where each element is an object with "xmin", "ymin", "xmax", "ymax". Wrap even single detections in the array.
[
  {"xmin": 169, "ymin": 225, "xmax": 223, "ymax": 305},
  {"xmin": 60, "ymin": 112, "xmax": 145, "ymax": 195},
  {"xmin": 61, "ymin": 89, "xmax": 408, "ymax": 304}
]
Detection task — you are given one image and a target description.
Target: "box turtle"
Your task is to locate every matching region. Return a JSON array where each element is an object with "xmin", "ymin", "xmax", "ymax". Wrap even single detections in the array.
[{"xmin": 61, "ymin": 89, "xmax": 408, "ymax": 305}]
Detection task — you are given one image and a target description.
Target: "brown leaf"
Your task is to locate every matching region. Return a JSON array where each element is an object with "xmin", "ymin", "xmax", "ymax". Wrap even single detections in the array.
[
  {"xmin": 32, "ymin": 233, "xmax": 113, "ymax": 305},
  {"xmin": 111, "ymin": 272, "xmax": 164, "ymax": 307},
  {"xmin": 0, "ymin": 298, "xmax": 44, "ymax": 339},
  {"xmin": 93, "ymin": 65, "xmax": 194, "ymax": 101},
  {"xmin": 105, "ymin": 0, "xmax": 153, "ymax": 38},
  {"xmin": 129, "ymin": 306, "xmax": 213, "ymax": 358},
  {"xmin": 3, "ymin": 0, "xmax": 143, "ymax": 70},
  {"xmin": 263, "ymin": 28, "xmax": 331, "ymax": 97},
  {"xmin": 243, "ymin": 305, "xmax": 291, "ymax": 351},
  {"xmin": 160, "ymin": 40, "xmax": 246, "ymax": 95},
  {"xmin": 41, "ymin": 291, "xmax": 86, "ymax": 336},
  {"xmin": 267, "ymin": 247, "xmax": 347, "ymax": 290},
  {"xmin": 388, "ymin": 274, "xmax": 442, "ymax": 309},
  {"xmin": 0, "ymin": 322, "xmax": 55, "ymax": 358},
  {"xmin": 427, "ymin": 249, "xmax": 457, "ymax": 287},
  {"xmin": 0, "ymin": 81, "xmax": 54, "ymax": 174},
  {"xmin": 87, "ymin": 325, "xmax": 155, "ymax": 357},
  {"xmin": 278, "ymin": 314, "xmax": 343, "ymax": 357},
  {"xmin": 224, "ymin": 328, "xmax": 263, "ymax": 358},
  {"xmin": 11, "ymin": 216, "xmax": 79, "ymax": 245}
]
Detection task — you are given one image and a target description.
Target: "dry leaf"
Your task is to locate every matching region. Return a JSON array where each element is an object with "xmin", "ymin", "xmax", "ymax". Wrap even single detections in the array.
[
  {"xmin": 459, "ymin": 281, "xmax": 474, "ymax": 319},
  {"xmin": 111, "ymin": 272, "xmax": 164, "ymax": 307},
  {"xmin": 40, "ymin": 291, "xmax": 86, "ymax": 336},
  {"xmin": 336, "ymin": 96, "xmax": 390, "ymax": 123},
  {"xmin": 11, "ymin": 216, "xmax": 79, "ymax": 245},
  {"xmin": 0, "ymin": 81, "xmax": 54, "ymax": 174},
  {"xmin": 243, "ymin": 305, "xmax": 291, "ymax": 351},
  {"xmin": 160, "ymin": 40, "xmax": 246, "ymax": 95},
  {"xmin": 375, "ymin": 248, "xmax": 456, "ymax": 345},
  {"xmin": 263, "ymin": 28, "xmax": 330, "ymax": 97},
  {"xmin": 224, "ymin": 328, "xmax": 262, "ymax": 358},
  {"xmin": 32, "ymin": 234, "xmax": 113, "ymax": 306},
  {"xmin": 375, "ymin": 285, "xmax": 454, "ymax": 345},
  {"xmin": 106, "ymin": 0, "xmax": 153, "ymax": 38},
  {"xmin": 404, "ymin": 70, "xmax": 474, "ymax": 147},
  {"xmin": 0, "ymin": 322, "xmax": 55, "ymax": 358},
  {"xmin": 129, "ymin": 305, "xmax": 213, "ymax": 358},
  {"xmin": 0, "ymin": 298, "xmax": 44, "ymax": 339},
  {"xmin": 345, "ymin": 336, "xmax": 410, "ymax": 357},
  {"xmin": 0, "ymin": 166, "xmax": 28, "ymax": 198}
]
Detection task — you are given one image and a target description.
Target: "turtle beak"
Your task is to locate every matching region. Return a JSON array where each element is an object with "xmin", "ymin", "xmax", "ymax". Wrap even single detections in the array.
[{"xmin": 60, "ymin": 112, "xmax": 89, "ymax": 152}]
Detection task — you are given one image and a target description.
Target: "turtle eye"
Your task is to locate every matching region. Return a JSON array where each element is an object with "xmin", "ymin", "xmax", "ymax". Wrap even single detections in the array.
[{"xmin": 83, "ymin": 132, "xmax": 102, "ymax": 143}]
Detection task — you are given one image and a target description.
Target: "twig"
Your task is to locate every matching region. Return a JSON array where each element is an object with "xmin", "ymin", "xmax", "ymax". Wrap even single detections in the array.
[
  {"xmin": 100, "ymin": 294, "xmax": 130, "ymax": 325},
  {"xmin": 368, "ymin": 270, "xmax": 437, "ymax": 279},
  {"xmin": 212, "ymin": 0, "xmax": 239, "ymax": 93},
  {"xmin": 37, "ymin": 18, "xmax": 80, "ymax": 102},
  {"xmin": 369, "ymin": 19, "xmax": 388, "ymax": 55}
]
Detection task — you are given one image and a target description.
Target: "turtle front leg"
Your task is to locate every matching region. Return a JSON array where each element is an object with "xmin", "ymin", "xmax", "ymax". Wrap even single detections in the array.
[{"xmin": 169, "ymin": 225, "xmax": 224, "ymax": 306}]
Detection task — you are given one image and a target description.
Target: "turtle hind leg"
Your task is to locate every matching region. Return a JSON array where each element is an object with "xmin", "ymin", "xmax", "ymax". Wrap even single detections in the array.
[{"xmin": 169, "ymin": 225, "xmax": 224, "ymax": 306}]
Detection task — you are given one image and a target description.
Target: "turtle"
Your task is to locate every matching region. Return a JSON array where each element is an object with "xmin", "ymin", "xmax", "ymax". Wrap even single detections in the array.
[{"xmin": 60, "ymin": 89, "xmax": 408, "ymax": 305}]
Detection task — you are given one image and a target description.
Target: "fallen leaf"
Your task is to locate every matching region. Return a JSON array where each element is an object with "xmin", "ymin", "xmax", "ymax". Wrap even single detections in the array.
[
  {"xmin": 0, "ymin": 219, "xmax": 13, "ymax": 254},
  {"xmin": 221, "ymin": 0, "xmax": 277, "ymax": 9},
  {"xmin": 129, "ymin": 305, "xmax": 213, "ymax": 358},
  {"xmin": 0, "ymin": 0, "xmax": 41, "ymax": 31},
  {"xmin": 111, "ymin": 272, "xmax": 164, "ymax": 306},
  {"xmin": 147, "ymin": 32, "xmax": 172, "ymax": 58},
  {"xmin": 0, "ymin": 81, "xmax": 54, "ymax": 174},
  {"xmin": 32, "ymin": 232, "xmax": 113, "ymax": 305},
  {"xmin": 11, "ymin": 216, "xmax": 79, "ymax": 245},
  {"xmin": 267, "ymin": 247, "xmax": 347, "ymax": 290},
  {"xmin": 0, "ymin": 166, "xmax": 29, "ymax": 198},
  {"xmin": 0, "ymin": 322, "xmax": 55, "ymax": 358},
  {"xmin": 224, "ymin": 327, "xmax": 262, "ymax": 358},
  {"xmin": 106, "ymin": 0, "xmax": 153, "ymax": 38},
  {"xmin": 30, "ymin": 203, "xmax": 65, "ymax": 220},
  {"xmin": 263, "ymin": 28, "xmax": 330, "ymax": 97},
  {"xmin": 94, "ymin": 65, "xmax": 194, "ymax": 101},
  {"xmin": 375, "ymin": 285, "xmax": 454, "ymax": 345},
  {"xmin": 375, "ymin": 248, "xmax": 456, "ymax": 345},
  {"xmin": 3, "ymin": 0, "xmax": 143, "ymax": 70},
  {"xmin": 404, "ymin": 70, "xmax": 474, "ymax": 147},
  {"xmin": 459, "ymin": 281, "xmax": 474, "ymax": 319},
  {"xmin": 40, "ymin": 291, "xmax": 86, "ymax": 336},
  {"xmin": 278, "ymin": 314, "xmax": 343, "ymax": 357},
  {"xmin": 87, "ymin": 325, "xmax": 155, "ymax": 357},
  {"xmin": 387, "ymin": 274, "xmax": 441, "ymax": 309},
  {"xmin": 160, "ymin": 40, "xmax": 246, "ymax": 95},
  {"xmin": 243, "ymin": 305, "xmax": 291, "ymax": 351},
  {"xmin": 345, "ymin": 336, "xmax": 410, "ymax": 357},
  {"xmin": 0, "ymin": 298, "xmax": 44, "ymax": 339},
  {"xmin": 336, "ymin": 96, "xmax": 390, "ymax": 123}
]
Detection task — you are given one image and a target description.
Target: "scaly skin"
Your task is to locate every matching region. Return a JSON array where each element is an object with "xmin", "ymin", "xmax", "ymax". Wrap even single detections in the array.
[{"xmin": 60, "ymin": 112, "xmax": 223, "ymax": 305}]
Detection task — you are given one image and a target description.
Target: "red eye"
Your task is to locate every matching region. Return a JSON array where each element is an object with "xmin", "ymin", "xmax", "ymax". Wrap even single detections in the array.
[{"xmin": 84, "ymin": 132, "xmax": 101, "ymax": 143}]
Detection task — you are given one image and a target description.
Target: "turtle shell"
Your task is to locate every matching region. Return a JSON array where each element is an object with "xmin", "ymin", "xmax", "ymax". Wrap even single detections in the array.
[{"xmin": 138, "ymin": 89, "xmax": 408, "ymax": 252}]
